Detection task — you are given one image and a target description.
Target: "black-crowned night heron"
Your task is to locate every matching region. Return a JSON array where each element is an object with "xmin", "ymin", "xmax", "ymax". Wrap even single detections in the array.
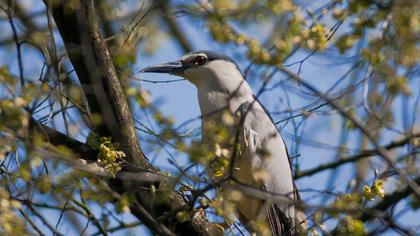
[{"xmin": 141, "ymin": 50, "xmax": 307, "ymax": 235}]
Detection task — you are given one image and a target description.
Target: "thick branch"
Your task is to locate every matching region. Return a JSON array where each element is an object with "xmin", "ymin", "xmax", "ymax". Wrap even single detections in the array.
[
  {"xmin": 42, "ymin": 1, "xmax": 221, "ymax": 235},
  {"xmin": 30, "ymin": 118, "xmax": 97, "ymax": 161},
  {"xmin": 46, "ymin": 0, "xmax": 147, "ymax": 166},
  {"xmin": 158, "ymin": 0, "xmax": 193, "ymax": 53}
]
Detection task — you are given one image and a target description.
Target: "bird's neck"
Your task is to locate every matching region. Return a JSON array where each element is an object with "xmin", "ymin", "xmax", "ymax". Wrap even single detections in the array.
[
  {"xmin": 197, "ymin": 80, "xmax": 253, "ymax": 119},
  {"xmin": 187, "ymin": 60, "xmax": 254, "ymax": 119}
]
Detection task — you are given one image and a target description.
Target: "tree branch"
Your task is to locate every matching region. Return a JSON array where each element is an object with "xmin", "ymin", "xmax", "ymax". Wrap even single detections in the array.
[
  {"xmin": 40, "ymin": 1, "xmax": 221, "ymax": 235},
  {"xmin": 158, "ymin": 0, "xmax": 193, "ymax": 53},
  {"xmin": 360, "ymin": 176, "xmax": 420, "ymax": 222},
  {"xmin": 296, "ymin": 132, "xmax": 420, "ymax": 179},
  {"xmin": 279, "ymin": 66, "xmax": 420, "ymax": 197}
]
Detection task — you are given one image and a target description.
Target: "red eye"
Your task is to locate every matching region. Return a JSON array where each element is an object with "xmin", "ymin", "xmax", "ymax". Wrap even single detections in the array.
[{"xmin": 194, "ymin": 55, "xmax": 207, "ymax": 66}]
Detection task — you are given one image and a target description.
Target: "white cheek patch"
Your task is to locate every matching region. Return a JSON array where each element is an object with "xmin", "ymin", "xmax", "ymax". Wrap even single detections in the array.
[{"xmin": 183, "ymin": 68, "xmax": 210, "ymax": 84}]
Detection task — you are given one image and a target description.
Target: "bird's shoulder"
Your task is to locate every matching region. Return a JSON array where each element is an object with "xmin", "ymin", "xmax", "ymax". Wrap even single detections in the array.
[{"xmin": 235, "ymin": 100, "xmax": 278, "ymax": 137}]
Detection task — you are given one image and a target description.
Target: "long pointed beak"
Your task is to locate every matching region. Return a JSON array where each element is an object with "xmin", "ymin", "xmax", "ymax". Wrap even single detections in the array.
[{"xmin": 140, "ymin": 60, "xmax": 186, "ymax": 74}]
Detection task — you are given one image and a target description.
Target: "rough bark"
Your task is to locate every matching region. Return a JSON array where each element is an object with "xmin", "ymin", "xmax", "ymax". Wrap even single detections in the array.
[{"xmin": 40, "ymin": 0, "xmax": 222, "ymax": 235}]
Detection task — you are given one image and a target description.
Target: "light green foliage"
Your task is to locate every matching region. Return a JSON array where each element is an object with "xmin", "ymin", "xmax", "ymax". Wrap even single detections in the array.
[
  {"xmin": 176, "ymin": 210, "xmax": 191, "ymax": 223},
  {"xmin": 0, "ymin": 66, "xmax": 17, "ymax": 93},
  {"xmin": 127, "ymin": 87, "xmax": 151, "ymax": 108},
  {"xmin": 205, "ymin": 0, "xmax": 419, "ymax": 97},
  {"xmin": 300, "ymin": 24, "xmax": 329, "ymax": 50},
  {"xmin": 0, "ymin": 188, "xmax": 29, "ymax": 235},
  {"xmin": 335, "ymin": 34, "xmax": 357, "ymax": 53},
  {"xmin": 115, "ymin": 194, "xmax": 131, "ymax": 213},
  {"xmin": 0, "ymin": 97, "xmax": 28, "ymax": 132},
  {"xmin": 332, "ymin": 193, "xmax": 362, "ymax": 212},
  {"xmin": 337, "ymin": 216, "xmax": 366, "ymax": 236},
  {"xmin": 363, "ymin": 179, "xmax": 385, "ymax": 200},
  {"xmin": 324, "ymin": 178, "xmax": 386, "ymax": 235},
  {"xmin": 206, "ymin": 0, "xmax": 307, "ymax": 64},
  {"xmin": 86, "ymin": 131, "xmax": 102, "ymax": 150},
  {"xmin": 329, "ymin": 194, "xmax": 367, "ymax": 235},
  {"xmin": 0, "ymin": 73, "xmax": 29, "ymax": 134},
  {"xmin": 97, "ymin": 137, "xmax": 125, "ymax": 176},
  {"xmin": 334, "ymin": 0, "xmax": 419, "ymax": 96},
  {"xmin": 409, "ymin": 195, "xmax": 420, "ymax": 210},
  {"xmin": 0, "ymin": 67, "xmax": 49, "ymax": 135},
  {"xmin": 187, "ymin": 121, "xmax": 234, "ymax": 179},
  {"xmin": 248, "ymin": 220, "xmax": 271, "ymax": 236},
  {"xmin": 35, "ymin": 175, "xmax": 53, "ymax": 193}
]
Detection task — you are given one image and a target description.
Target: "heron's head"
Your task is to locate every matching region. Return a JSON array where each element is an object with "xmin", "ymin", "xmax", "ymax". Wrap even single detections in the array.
[{"xmin": 141, "ymin": 50, "xmax": 245, "ymax": 91}]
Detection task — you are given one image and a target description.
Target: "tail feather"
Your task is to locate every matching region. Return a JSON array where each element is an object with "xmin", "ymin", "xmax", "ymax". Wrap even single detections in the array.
[
  {"xmin": 266, "ymin": 183, "xmax": 307, "ymax": 236},
  {"xmin": 294, "ymin": 183, "xmax": 308, "ymax": 233},
  {"xmin": 267, "ymin": 204, "xmax": 292, "ymax": 236}
]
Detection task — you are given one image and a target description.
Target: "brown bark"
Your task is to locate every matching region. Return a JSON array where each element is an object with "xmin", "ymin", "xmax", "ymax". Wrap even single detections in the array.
[{"xmin": 40, "ymin": 0, "xmax": 222, "ymax": 235}]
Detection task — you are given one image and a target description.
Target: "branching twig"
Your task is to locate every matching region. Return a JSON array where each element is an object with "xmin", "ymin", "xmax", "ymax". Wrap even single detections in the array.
[{"xmin": 279, "ymin": 66, "xmax": 420, "ymax": 197}]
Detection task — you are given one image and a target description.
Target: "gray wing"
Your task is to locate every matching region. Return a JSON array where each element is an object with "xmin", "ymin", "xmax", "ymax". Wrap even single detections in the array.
[{"xmin": 238, "ymin": 101, "xmax": 300, "ymax": 235}]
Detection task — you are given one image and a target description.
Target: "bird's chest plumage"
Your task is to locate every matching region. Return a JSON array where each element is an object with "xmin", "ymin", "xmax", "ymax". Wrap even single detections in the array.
[
  {"xmin": 198, "ymin": 90, "xmax": 260, "ymax": 183},
  {"xmin": 198, "ymin": 90, "xmax": 230, "ymax": 114},
  {"xmin": 198, "ymin": 92, "xmax": 265, "ymax": 220},
  {"xmin": 195, "ymin": 84, "xmax": 295, "ymax": 226},
  {"xmin": 198, "ymin": 90, "xmax": 243, "ymax": 143}
]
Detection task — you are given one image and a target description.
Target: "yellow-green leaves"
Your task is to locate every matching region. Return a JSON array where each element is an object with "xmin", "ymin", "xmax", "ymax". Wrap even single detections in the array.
[
  {"xmin": 97, "ymin": 137, "xmax": 125, "ymax": 176},
  {"xmin": 372, "ymin": 179, "xmax": 385, "ymax": 198},
  {"xmin": 301, "ymin": 24, "xmax": 329, "ymax": 50},
  {"xmin": 115, "ymin": 194, "xmax": 131, "ymax": 213},
  {"xmin": 208, "ymin": 19, "xmax": 237, "ymax": 43},
  {"xmin": 0, "ymin": 66, "xmax": 17, "ymax": 93},
  {"xmin": 211, "ymin": 0, "xmax": 238, "ymax": 13},
  {"xmin": 335, "ymin": 34, "xmax": 357, "ymax": 53},
  {"xmin": 36, "ymin": 175, "xmax": 52, "ymax": 193},
  {"xmin": 266, "ymin": 0, "xmax": 294, "ymax": 14},
  {"xmin": 363, "ymin": 179, "xmax": 385, "ymax": 200},
  {"xmin": 329, "ymin": 192, "xmax": 367, "ymax": 235},
  {"xmin": 176, "ymin": 211, "xmax": 191, "ymax": 223},
  {"xmin": 333, "ymin": 193, "xmax": 362, "ymax": 211},
  {"xmin": 206, "ymin": 2, "xmax": 306, "ymax": 65},
  {"xmin": 248, "ymin": 220, "xmax": 271, "ymax": 236},
  {"xmin": 0, "ymin": 188, "xmax": 28, "ymax": 235},
  {"xmin": 128, "ymin": 88, "xmax": 151, "ymax": 108},
  {"xmin": 360, "ymin": 49, "xmax": 385, "ymax": 67},
  {"xmin": 409, "ymin": 195, "xmax": 420, "ymax": 210},
  {"xmin": 362, "ymin": 185, "xmax": 376, "ymax": 200},
  {"xmin": 210, "ymin": 195, "xmax": 224, "ymax": 217},
  {"xmin": 386, "ymin": 76, "xmax": 410, "ymax": 96},
  {"xmin": 246, "ymin": 39, "xmax": 272, "ymax": 64},
  {"xmin": 86, "ymin": 131, "xmax": 101, "ymax": 150},
  {"xmin": 338, "ymin": 216, "xmax": 366, "ymax": 236},
  {"xmin": 212, "ymin": 144, "xmax": 230, "ymax": 178},
  {"xmin": 0, "ymin": 98, "xmax": 29, "ymax": 132},
  {"xmin": 188, "ymin": 141, "xmax": 230, "ymax": 178},
  {"xmin": 188, "ymin": 141, "xmax": 212, "ymax": 165}
]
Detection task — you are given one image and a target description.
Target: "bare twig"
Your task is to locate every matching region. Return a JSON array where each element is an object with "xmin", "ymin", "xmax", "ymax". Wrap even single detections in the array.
[
  {"xmin": 296, "ymin": 132, "xmax": 420, "ymax": 178},
  {"xmin": 279, "ymin": 66, "xmax": 420, "ymax": 197}
]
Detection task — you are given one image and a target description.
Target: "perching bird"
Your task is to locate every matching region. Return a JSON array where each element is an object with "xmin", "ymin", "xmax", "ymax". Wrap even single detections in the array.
[{"xmin": 141, "ymin": 50, "xmax": 306, "ymax": 235}]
